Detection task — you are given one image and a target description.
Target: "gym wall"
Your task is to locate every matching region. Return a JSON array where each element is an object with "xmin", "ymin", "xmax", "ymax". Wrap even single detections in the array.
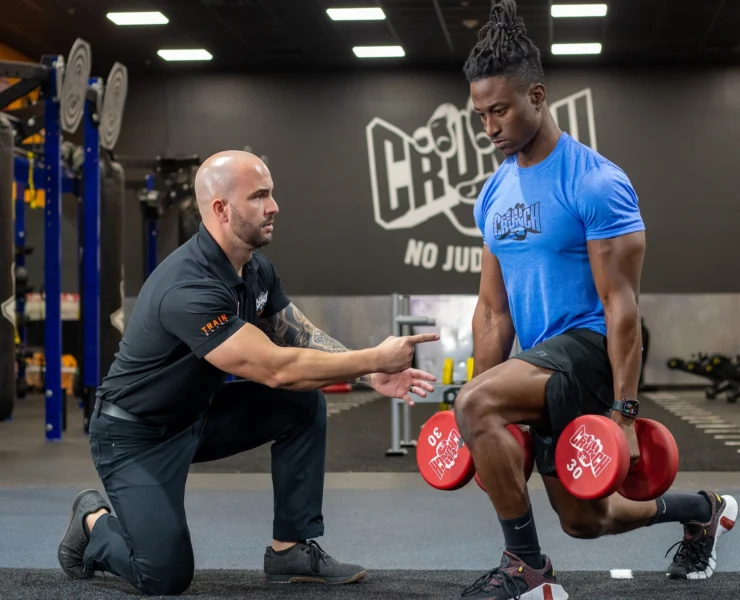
[{"xmin": 116, "ymin": 66, "xmax": 740, "ymax": 298}]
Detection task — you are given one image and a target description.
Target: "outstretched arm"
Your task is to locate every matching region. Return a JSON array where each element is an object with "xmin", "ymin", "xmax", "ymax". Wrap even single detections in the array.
[
  {"xmin": 257, "ymin": 302, "xmax": 437, "ymax": 402},
  {"xmin": 257, "ymin": 303, "xmax": 372, "ymax": 385}
]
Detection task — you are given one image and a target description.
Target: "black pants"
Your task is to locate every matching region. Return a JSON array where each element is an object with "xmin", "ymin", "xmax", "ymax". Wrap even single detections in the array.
[
  {"xmin": 83, "ymin": 381, "xmax": 327, "ymax": 595},
  {"xmin": 515, "ymin": 328, "xmax": 614, "ymax": 478}
]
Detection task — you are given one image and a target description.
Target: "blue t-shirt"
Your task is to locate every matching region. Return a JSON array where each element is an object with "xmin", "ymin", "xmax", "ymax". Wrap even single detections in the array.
[{"xmin": 473, "ymin": 133, "xmax": 645, "ymax": 351}]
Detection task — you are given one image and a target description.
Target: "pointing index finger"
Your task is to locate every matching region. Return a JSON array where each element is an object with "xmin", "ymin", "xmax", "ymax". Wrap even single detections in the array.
[{"xmin": 407, "ymin": 334, "xmax": 440, "ymax": 345}]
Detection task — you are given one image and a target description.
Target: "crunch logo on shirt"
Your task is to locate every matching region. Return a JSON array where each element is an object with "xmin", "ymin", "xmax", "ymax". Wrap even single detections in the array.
[
  {"xmin": 201, "ymin": 314, "xmax": 228, "ymax": 336},
  {"xmin": 493, "ymin": 202, "xmax": 542, "ymax": 241}
]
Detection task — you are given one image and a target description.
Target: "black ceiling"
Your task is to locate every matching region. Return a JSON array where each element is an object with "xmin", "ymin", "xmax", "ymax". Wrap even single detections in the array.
[{"xmin": 1, "ymin": 0, "xmax": 739, "ymax": 78}]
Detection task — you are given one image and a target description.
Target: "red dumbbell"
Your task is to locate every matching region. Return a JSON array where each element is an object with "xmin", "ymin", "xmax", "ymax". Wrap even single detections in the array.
[
  {"xmin": 554, "ymin": 415, "xmax": 679, "ymax": 501},
  {"xmin": 416, "ymin": 411, "xmax": 475, "ymax": 491}
]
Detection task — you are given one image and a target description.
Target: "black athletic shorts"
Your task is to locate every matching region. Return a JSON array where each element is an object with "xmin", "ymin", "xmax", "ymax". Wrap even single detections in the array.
[{"xmin": 514, "ymin": 328, "xmax": 614, "ymax": 479}]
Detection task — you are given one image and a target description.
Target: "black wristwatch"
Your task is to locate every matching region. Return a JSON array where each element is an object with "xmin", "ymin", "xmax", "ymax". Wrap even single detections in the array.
[{"xmin": 612, "ymin": 398, "xmax": 640, "ymax": 419}]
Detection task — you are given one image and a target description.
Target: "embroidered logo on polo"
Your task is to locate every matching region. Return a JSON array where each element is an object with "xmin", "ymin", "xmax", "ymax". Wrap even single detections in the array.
[
  {"xmin": 201, "ymin": 314, "xmax": 228, "ymax": 337},
  {"xmin": 493, "ymin": 202, "xmax": 542, "ymax": 241},
  {"xmin": 256, "ymin": 291, "xmax": 269, "ymax": 315}
]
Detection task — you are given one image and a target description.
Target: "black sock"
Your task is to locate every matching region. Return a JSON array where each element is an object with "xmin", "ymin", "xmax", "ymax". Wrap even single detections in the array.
[
  {"xmin": 652, "ymin": 492, "xmax": 712, "ymax": 526},
  {"xmin": 499, "ymin": 505, "xmax": 544, "ymax": 570}
]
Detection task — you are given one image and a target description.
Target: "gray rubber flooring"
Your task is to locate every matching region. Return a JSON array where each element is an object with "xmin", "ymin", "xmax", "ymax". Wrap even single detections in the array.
[{"xmin": 2, "ymin": 487, "xmax": 738, "ymax": 571}]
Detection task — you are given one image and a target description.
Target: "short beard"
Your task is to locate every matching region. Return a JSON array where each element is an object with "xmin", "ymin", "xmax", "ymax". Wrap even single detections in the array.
[{"xmin": 229, "ymin": 203, "xmax": 272, "ymax": 249}]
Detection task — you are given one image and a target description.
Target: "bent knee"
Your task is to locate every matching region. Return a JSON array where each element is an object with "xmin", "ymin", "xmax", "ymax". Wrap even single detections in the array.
[
  {"xmin": 139, "ymin": 568, "xmax": 194, "ymax": 596},
  {"xmin": 286, "ymin": 390, "xmax": 326, "ymax": 428},
  {"xmin": 136, "ymin": 548, "xmax": 195, "ymax": 595},
  {"xmin": 560, "ymin": 516, "xmax": 604, "ymax": 539},
  {"xmin": 307, "ymin": 390, "xmax": 327, "ymax": 426},
  {"xmin": 454, "ymin": 381, "xmax": 504, "ymax": 428}
]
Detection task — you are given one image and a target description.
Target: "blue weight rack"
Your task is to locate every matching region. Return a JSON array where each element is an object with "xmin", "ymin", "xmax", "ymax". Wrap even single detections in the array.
[
  {"xmin": 80, "ymin": 77, "xmax": 102, "ymax": 433},
  {"xmin": 12, "ymin": 150, "xmax": 75, "ymax": 440},
  {"xmin": 5, "ymin": 55, "xmax": 78, "ymax": 441},
  {"xmin": 41, "ymin": 54, "xmax": 64, "ymax": 441}
]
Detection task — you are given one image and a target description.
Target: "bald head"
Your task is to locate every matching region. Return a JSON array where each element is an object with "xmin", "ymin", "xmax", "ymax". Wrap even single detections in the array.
[
  {"xmin": 194, "ymin": 150, "xmax": 269, "ymax": 218},
  {"xmin": 193, "ymin": 149, "xmax": 278, "ymax": 256}
]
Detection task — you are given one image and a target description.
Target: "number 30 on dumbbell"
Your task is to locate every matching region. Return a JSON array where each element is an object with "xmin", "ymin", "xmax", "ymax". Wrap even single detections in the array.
[
  {"xmin": 555, "ymin": 414, "xmax": 679, "ymax": 501},
  {"xmin": 415, "ymin": 411, "xmax": 535, "ymax": 491}
]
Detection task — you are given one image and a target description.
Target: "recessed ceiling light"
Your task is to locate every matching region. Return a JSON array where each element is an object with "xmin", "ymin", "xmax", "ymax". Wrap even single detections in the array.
[
  {"xmin": 327, "ymin": 7, "xmax": 386, "ymax": 21},
  {"xmin": 157, "ymin": 49, "xmax": 213, "ymax": 61},
  {"xmin": 551, "ymin": 43, "xmax": 603, "ymax": 55},
  {"xmin": 551, "ymin": 4, "xmax": 608, "ymax": 18},
  {"xmin": 107, "ymin": 11, "xmax": 169, "ymax": 26},
  {"xmin": 353, "ymin": 46, "xmax": 405, "ymax": 58}
]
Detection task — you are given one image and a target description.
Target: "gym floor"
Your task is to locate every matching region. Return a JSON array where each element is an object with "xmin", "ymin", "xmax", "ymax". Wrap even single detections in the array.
[{"xmin": 1, "ymin": 391, "xmax": 738, "ymax": 599}]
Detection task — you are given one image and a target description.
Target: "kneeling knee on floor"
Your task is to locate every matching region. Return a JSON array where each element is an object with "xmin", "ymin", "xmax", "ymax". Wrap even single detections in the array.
[
  {"xmin": 136, "ymin": 551, "xmax": 195, "ymax": 596},
  {"xmin": 138, "ymin": 567, "xmax": 194, "ymax": 596}
]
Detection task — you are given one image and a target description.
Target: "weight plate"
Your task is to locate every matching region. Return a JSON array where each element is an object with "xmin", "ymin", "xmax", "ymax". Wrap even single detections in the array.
[
  {"xmin": 100, "ymin": 62, "xmax": 128, "ymax": 151},
  {"xmin": 61, "ymin": 38, "xmax": 91, "ymax": 134},
  {"xmin": 416, "ymin": 411, "xmax": 475, "ymax": 491},
  {"xmin": 617, "ymin": 419, "xmax": 679, "ymax": 502}
]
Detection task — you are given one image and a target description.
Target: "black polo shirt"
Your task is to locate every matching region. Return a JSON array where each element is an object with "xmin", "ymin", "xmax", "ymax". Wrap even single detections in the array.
[{"xmin": 97, "ymin": 223, "xmax": 290, "ymax": 424}]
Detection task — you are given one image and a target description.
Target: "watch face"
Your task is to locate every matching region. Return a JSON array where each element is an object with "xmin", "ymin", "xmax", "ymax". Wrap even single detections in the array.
[{"xmin": 623, "ymin": 399, "xmax": 639, "ymax": 417}]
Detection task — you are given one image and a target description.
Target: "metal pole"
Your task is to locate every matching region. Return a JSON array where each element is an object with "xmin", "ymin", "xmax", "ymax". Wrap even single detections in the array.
[
  {"xmin": 400, "ymin": 294, "xmax": 414, "ymax": 447},
  {"xmin": 15, "ymin": 182, "xmax": 27, "ymax": 402},
  {"xmin": 14, "ymin": 183, "xmax": 26, "ymax": 346},
  {"xmin": 76, "ymin": 163, "xmax": 84, "ymax": 411},
  {"xmin": 145, "ymin": 174, "xmax": 158, "ymax": 278},
  {"xmin": 386, "ymin": 293, "xmax": 406, "ymax": 456},
  {"xmin": 43, "ymin": 55, "xmax": 63, "ymax": 442},
  {"xmin": 82, "ymin": 77, "xmax": 101, "ymax": 434}
]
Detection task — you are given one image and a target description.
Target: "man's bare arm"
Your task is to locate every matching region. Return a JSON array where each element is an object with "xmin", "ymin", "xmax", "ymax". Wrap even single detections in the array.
[
  {"xmin": 472, "ymin": 246, "xmax": 516, "ymax": 378},
  {"xmin": 258, "ymin": 303, "xmax": 372, "ymax": 386},
  {"xmin": 588, "ymin": 230, "xmax": 646, "ymax": 427},
  {"xmin": 205, "ymin": 322, "xmax": 437, "ymax": 390}
]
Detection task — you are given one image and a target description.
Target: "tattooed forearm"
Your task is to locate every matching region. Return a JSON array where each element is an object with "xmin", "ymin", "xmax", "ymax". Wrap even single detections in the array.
[
  {"xmin": 257, "ymin": 303, "xmax": 312, "ymax": 347},
  {"xmin": 257, "ymin": 303, "xmax": 372, "ymax": 386},
  {"xmin": 306, "ymin": 329, "xmax": 372, "ymax": 386}
]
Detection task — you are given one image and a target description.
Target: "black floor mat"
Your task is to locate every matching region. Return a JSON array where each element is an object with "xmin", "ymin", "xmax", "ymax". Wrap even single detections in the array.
[
  {"xmin": 189, "ymin": 392, "xmax": 736, "ymax": 474},
  {"xmin": 2, "ymin": 569, "xmax": 737, "ymax": 600}
]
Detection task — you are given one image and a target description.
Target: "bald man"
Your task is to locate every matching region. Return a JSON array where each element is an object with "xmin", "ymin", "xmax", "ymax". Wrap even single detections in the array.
[{"xmin": 58, "ymin": 151, "xmax": 439, "ymax": 596}]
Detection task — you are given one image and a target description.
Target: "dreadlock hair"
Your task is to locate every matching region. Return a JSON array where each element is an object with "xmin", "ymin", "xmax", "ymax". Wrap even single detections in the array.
[{"xmin": 463, "ymin": 0, "xmax": 544, "ymax": 91}]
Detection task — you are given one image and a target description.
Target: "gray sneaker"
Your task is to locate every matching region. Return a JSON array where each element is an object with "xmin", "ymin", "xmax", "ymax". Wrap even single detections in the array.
[
  {"xmin": 57, "ymin": 489, "xmax": 110, "ymax": 579},
  {"xmin": 264, "ymin": 540, "xmax": 366, "ymax": 584}
]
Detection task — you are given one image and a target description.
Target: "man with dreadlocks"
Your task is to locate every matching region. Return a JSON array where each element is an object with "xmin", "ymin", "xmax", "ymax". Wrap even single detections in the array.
[{"xmin": 453, "ymin": 1, "xmax": 737, "ymax": 598}]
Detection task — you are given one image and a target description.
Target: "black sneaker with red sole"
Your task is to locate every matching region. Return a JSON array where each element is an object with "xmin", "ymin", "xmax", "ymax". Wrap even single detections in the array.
[
  {"xmin": 665, "ymin": 490, "xmax": 737, "ymax": 580},
  {"xmin": 459, "ymin": 551, "xmax": 568, "ymax": 599}
]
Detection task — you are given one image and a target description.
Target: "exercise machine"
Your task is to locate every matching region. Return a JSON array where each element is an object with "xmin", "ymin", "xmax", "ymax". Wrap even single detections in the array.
[
  {"xmin": 121, "ymin": 154, "xmax": 201, "ymax": 279},
  {"xmin": 78, "ymin": 63, "xmax": 129, "ymax": 433},
  {"xmin": 0, "ymin": 39, "xmax": 91, "ymax": 434},
  {"xmin": 1, "ymin": 40, "xmax": 129, "ymax": 439}
]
